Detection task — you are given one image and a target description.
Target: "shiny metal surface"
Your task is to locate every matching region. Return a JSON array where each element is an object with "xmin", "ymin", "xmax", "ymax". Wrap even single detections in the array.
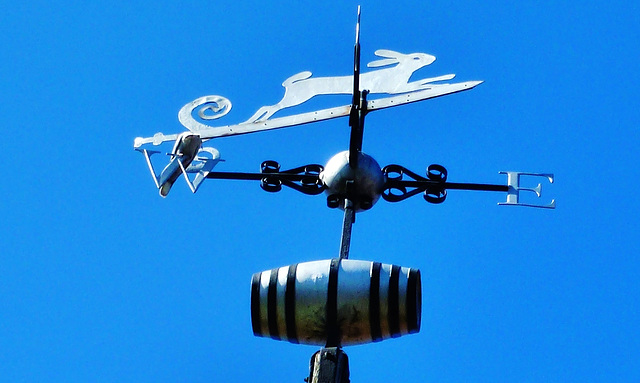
[
  {"xmin": 251, "ymin": 259, "xmax": 421, "ymax": 346},
  {"xmin": 132, "ymin": 53, "xmax": 482, "ymax": 148},
  {"xmin": 244, "ymin": 50, "xmax": 462, "ymax": 123},
  {"xmin": 158, "ymin": 133, "xmax": 202, "ymax": 197},
  {"xmin": 135, "ymin": 133, "xmax": 221, "ymax": 197},
  {"xmin": 320, "ymin": 151, "xmax": 385, "ymax": 212},
  {"xmin": 178, "ymin": 95, "xmax": 232, "ymax": 132},
  {"xmin": 498, "ymin": 171, "xmax": 556, "ymax": 208}
]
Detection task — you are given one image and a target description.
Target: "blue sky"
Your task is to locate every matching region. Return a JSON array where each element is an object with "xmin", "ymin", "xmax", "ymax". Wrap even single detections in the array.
[{"xmin": 1, "ymin": 1, "xmax": 638, "ymax": 382}]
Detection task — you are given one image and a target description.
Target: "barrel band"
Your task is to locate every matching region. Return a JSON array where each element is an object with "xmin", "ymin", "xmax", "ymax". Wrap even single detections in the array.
[
  {"xmin": 267, "ymin": 268, "xmax": 280, "ymax": 340},
  {"xmin": 406, "ymin": 269, "xmax": 421, "ymax": 334},
  {"xmin": 388, "ymin": 264, "xmax": 401, "ymax": 338},
  {"xmin": 369, "ymin": 262, "xmax": 382, "ymax": 342},
  {"xmin": 285, "ymin": 263, "xmax": 298, "ymax": 343},
  {"xmin": 250, "ymin": 272, "xmax": 262, "ymax": 336},
  {"xmin": 326, "ymin": 258, "xmax": 340, "ymax": 347}
]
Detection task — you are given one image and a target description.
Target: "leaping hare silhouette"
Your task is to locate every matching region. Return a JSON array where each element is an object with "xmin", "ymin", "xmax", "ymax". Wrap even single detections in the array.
[{"xmin": 245, "ymin": 49, "xmax": 455, "ymax": 123}]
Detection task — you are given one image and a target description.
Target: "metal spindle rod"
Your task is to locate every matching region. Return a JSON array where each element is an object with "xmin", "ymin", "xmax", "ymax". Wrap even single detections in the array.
[{"xmin": 338, "ymin": 198, "xmax": 355, "ymax": 260}]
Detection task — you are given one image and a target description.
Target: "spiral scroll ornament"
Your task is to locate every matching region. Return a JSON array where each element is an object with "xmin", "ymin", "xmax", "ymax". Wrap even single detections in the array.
[{"xmin": 178, "ymin": 95, "xmax": 232, "ymax": 132}]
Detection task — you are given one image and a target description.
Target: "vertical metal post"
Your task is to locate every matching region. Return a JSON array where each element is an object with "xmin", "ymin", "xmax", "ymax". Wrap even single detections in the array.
[
  {"xmin": 310, "ymin": 8, "xmax": 356, "ymax": 383},
  {"xmin": 341, "ymin": 6, "xmax": 364, "ymax": 261},
  {"xmin": 339, "ymin": 194, "xmax": 355, "ymax": 260},
  {"xmin": 307, "ymin": 347, "xmax": 350, "ymax": 383},
  {"xmin": 348, "ymin": 6, "xmax": 366, "ymax": 169}
]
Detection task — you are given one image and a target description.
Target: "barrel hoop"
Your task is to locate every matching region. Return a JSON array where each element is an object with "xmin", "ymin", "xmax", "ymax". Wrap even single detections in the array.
[
  {"xmin": 369, "ymin": 262, "xmax": 383, "ymax": 342},
  {"xmin": 388, "ymin": 264, "xmax": 401, "ymax": 337},
  {"xmin": 285, "ymin": 263, "xmax": 298, "ymax": 343},
  {"xmin": 406, "ymin": 269, "xmax": 420, "ymax": 333},
  {"xmin": 250, "ymin": 272, "xmax": 262, "ymax": 336},
  {"xmin": 326, "ymin": 258, "xmax": 340, "ymax": 347},
  {"xmin": 267, "ymin": 268, "xmax": 280, "ymax": 340}
]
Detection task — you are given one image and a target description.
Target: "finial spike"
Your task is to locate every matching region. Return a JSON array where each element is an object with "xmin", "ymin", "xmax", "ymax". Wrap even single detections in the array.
[{"xmin": 356, "ymin": 6, "xmax": 361, "ymax": 45}]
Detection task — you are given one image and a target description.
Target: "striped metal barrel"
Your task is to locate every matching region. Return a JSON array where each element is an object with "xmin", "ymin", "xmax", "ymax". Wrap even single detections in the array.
[{"xmin": 251, "ymin": 259, "xmax": 421, "ymax": 346}]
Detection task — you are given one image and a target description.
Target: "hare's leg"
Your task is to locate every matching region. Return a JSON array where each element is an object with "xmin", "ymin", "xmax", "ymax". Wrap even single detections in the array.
[{"xmin": 244, "ymin": 106, "xmax": 274, "ymax": 123}]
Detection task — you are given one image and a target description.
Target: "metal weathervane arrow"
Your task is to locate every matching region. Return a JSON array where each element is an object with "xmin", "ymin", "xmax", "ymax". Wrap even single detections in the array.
[{"xmin": 133, "ymin": 6, "xmax": 555, "ymax": 383}]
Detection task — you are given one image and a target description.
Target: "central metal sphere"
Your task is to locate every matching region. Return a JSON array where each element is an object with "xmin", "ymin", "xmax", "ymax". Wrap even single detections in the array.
[{"xmin": 319, "ymin": 151, "xmax": 385, "ymax": 211}]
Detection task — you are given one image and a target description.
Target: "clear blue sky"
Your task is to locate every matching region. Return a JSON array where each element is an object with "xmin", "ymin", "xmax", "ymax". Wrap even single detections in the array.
[{"xmin": 1, "ymin": 1, "xmax": 638, "ymax": 382}]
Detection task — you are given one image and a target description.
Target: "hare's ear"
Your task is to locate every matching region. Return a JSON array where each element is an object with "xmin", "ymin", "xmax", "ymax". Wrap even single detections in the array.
[
  {"xmin": 367, "ymin": 58, "xmax": 398, "ymax": 68},
  {"xmin": 374, "ymin": 49, "xmax": 401, "ymax": 59}
]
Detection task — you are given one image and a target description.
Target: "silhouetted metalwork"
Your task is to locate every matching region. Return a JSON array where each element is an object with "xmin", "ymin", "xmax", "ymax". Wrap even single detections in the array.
[
  {"xmin": 132, "ymin": 5, "xmax": 555, "ymax": 383},
  {"xmin": 205, "ymin": 162, "xmax": 513, "ymax": 204},
  {"xmin": 206, "ymin": 161, "xmax": 326, "ymax": 196}
]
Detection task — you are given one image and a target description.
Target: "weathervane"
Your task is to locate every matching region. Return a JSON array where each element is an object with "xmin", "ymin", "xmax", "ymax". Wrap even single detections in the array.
[{"xmin": 133, "ymin": 6, "xmax": 554, "ymax": 382}]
